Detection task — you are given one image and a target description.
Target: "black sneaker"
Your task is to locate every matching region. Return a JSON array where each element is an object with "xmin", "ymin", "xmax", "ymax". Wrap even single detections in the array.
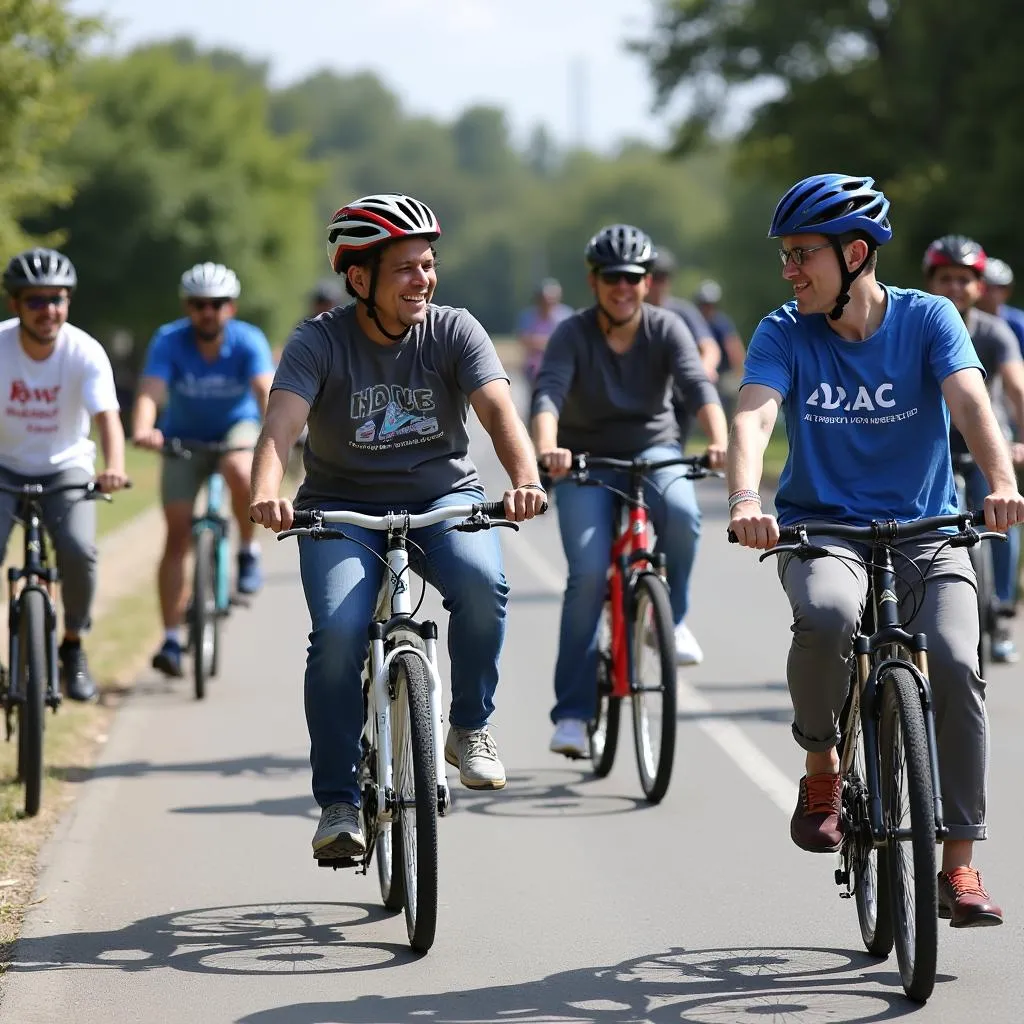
[
  {"xmin": 59, "ymin": 641, "xmax": 97, "ymax": 702},
  {"xmin": 152, "ymin": 638, "xmax": 184, "ymax": 678}
]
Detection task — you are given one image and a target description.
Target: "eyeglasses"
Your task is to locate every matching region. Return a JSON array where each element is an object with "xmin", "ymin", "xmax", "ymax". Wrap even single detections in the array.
[
  {"xmin": 778, "ymin": 242, "xmax": 831, "ymax": 268},
  {"xmin": 598, "ymin": 270, "xmax": 646, "ymax": 286},
  {"xmin": 21, "ymin": 294, "xmax": 68, "ymax": 310},
  {"xmin": 188, "ymin": 297, "xmax": 231, "ymax": 311}
]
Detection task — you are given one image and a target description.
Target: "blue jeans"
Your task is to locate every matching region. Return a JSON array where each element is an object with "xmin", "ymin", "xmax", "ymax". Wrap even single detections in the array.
[
  {"xmin": 965, "ymin": 464, "xmax": 1020, "ymax": 604},
  {"xmin": 550, "ymin": 443, "xmax": 700, "ymax": 723},
  {"xmin": 298, "ymin": 489, "xmax": 509, "ymax": 808}
]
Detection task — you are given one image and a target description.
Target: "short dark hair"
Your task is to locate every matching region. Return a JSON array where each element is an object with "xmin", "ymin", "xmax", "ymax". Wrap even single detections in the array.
[{"xmin": 838, "ymin": 231, "xmax": 878, "ymax": 272}]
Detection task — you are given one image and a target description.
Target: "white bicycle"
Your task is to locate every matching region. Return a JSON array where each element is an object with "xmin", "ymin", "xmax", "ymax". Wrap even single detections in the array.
[{"xmin": 281, "ymin": 499, "xmax": 520, "ymax": 954}]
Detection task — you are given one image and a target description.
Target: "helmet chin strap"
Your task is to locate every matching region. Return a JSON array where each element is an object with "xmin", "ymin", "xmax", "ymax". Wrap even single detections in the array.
[
  {"xmin": 358, "ymin": 251, "xmax": 411, "ymax": 342},
  {"xmin": 827, "ymin": 238, "xmax": 876, "ymax": 321}
]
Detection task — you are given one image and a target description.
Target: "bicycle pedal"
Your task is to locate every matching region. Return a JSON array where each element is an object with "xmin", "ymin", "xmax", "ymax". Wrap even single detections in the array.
[{"xmin": 316, "ymin": 856, "xmax": 361, "ymax": 870}]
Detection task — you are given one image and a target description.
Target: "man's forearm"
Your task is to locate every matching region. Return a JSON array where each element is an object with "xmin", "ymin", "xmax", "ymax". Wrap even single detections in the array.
[
  {"xmin": 250, "ymin": 428, "xmax": 288, "ymax": 503},
  {"xmin": 695, "ymin": 402, "xmax": 728, "ymax": 449},
  {"xmin": 490, "ymin": 406, "xmax": 541, "ymax": 487},
  {"xmin": 96, "ymin": 410, "xmax": 126, "ymax": 473},
  {"xmin": 958, "ymin": 395, "xmax": 1017, "ymax": 491},
  {"xmin": 727, "ymin": 411, "xmax": 771, "ymax": 494},
  {"xmin": 698, "ymin": 340, "xmax": 720, "ymax": 377},
  {"xmin": 132, "ymin": 394, "xmax": 158, "ymax": 436}
]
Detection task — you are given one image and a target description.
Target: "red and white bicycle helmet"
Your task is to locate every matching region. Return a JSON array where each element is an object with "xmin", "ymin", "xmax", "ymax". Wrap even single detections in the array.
[{"xmin": 327, "ymin": 193, "xmax": 441, "ymax": 273}]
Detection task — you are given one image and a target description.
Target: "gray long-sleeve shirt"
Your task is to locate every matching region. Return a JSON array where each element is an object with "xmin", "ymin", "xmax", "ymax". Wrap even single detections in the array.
[{"xmin": 530, "ymin": 304, "xmax": 720, "ymax": 456}]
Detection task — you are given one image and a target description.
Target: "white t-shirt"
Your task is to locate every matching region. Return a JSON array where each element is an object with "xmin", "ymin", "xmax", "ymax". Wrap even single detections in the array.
[{"xmin": 0, "ymin": 318, "xmax": 119, "ymax": 476}]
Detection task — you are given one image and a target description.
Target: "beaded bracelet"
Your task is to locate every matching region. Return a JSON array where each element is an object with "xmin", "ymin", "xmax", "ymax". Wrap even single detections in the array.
[
  {"xmin": 520, "ymin": 482, "xmax": 548, "ymax": 493},
  {"xmin": 728, "ymin": 489, "xmax": 762, "ymax": 510}
]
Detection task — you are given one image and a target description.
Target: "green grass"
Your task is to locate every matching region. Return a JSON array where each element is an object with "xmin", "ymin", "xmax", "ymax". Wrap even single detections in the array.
[{"xmin": 95, "ymin": 442, "xmax": 159, "ymax": 538}]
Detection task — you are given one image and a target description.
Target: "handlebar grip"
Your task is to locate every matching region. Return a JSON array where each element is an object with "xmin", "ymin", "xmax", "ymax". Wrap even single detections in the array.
[
  {"xmin": 727, "ymin": 529, "xmax": 738, "ymax": 544},
  {"xmin": 968, "ymin": 508, "xmax": 988, "ymax": 524},
  {"xmin": 291, "ymin": 510, "xmax": 317, "ymax": 528},
  {"xmin": 477, "ymin": 500, "xmax": 508, "ymax": 519}
]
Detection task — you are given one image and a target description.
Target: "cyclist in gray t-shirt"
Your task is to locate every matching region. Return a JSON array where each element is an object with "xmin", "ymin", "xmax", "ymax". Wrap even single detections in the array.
[
  {"xmin": 925, "ymin": 234, "xmax": 1024, "ymax": 663},
  {"xmin": 250, "ymin": 193, "xmax": 546, "ymax": 860}
]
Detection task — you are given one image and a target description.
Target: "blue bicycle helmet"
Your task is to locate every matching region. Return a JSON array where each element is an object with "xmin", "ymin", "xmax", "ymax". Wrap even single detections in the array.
[{"xmin": 769, "ymin": 174, "xmax": 892, "ymax": 321}]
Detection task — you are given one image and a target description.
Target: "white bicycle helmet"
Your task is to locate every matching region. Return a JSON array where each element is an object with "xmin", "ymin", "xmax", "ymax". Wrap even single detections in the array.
[
  {"xmin": 327, "ymin": 193, "xmax": 441, "ymax": 273},
  {"xmin": 179, "ymin": 262, "xmax": 241, "ymax": 300}
]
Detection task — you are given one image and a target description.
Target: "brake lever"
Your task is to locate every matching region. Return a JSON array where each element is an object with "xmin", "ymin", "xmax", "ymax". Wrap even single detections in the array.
[{"xmin": 757, "ymin": 542, "xmax": 830, "ymax": 563}]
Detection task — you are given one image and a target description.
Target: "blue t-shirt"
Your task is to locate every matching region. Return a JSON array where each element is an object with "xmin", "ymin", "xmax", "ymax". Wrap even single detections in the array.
[
  {"xmin": 742, "ymin": 286, "xmax": 983, "ymax": 526},
  {"xmin": 142, "ymin": 318, "xmax": 274, "ymax": 441},
  {"xmin": 998, "ymin": 303, "xmax": 1024, "ymax": 357}
]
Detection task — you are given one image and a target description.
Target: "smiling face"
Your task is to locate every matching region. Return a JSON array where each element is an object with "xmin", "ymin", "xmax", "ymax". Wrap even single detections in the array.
[
  {"xmin": 778, "ymin": 234, "xmax": 844, "ymax": 315},
  {"xmin": 348, "ymin": 238, "xmax": 437, "ymax": 334},
  {"xmin": 185, "ymin": 296, "xmax": 236, "ymax": 343},
  {"xmin": 589, "ymin": 269, "xmax": 649, "ymax": 323},
  {"xmin": 10, "ymin": 287, "xmax": 70, "ymax": 345},
  {"xmin": 927, "ymin": 265, "xmax": 982, "ymax": 315}
]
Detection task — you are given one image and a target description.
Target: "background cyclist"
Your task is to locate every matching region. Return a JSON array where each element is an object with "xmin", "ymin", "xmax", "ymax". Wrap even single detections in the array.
[
  {"xmin": 531, "ymin": 223, "xmax": 727, "ymax": 759},
  {"xmin": 132, "ymin": 262, "xmax": 275, "ymax": 678}
]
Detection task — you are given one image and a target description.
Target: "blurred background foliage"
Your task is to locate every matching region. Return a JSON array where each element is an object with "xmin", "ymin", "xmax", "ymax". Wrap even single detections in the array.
[{"xmin": 5, "ymin": 0, "xmax": 1024, "ymax": 369}]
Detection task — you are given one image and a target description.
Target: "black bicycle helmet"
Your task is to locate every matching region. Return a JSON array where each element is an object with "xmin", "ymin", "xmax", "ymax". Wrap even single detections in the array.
[
  {"xmin": 584, "ymin": 225, "xmax": 656, "ymax": 275},
  {"xmin": 3, "ymin": 248, "xmax": 77, "ymax": 294}
]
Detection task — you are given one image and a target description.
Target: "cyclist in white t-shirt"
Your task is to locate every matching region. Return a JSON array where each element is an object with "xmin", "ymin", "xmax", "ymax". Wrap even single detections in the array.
[{"xmin": 0, "ymin": 249, "xmax": 129, "ymax": 701}]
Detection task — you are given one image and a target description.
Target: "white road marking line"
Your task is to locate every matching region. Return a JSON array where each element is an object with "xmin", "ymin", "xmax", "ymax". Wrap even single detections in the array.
[{"xmin": 508, "ymin": 536, "xmax": 793, "ymax": 816}]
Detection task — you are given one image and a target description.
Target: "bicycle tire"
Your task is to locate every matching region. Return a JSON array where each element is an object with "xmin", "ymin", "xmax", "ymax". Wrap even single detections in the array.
[
  {"xmin": 391, "ymin": 652, "xmax": 438, "ymax": 953},
  {"xmin": 969, "ymin": 542, "xmax": 994, "ymax": 677},
  {"xmin": 373, "ymin": 668, "xmax": 405, "ymax": 911},
  {"xmin": 629, "ymin": 573, "xmax": 677, "ymax": 803},
  {"xmin": 17, "ymin": 589, "xmax": 48, "ymax": 817},
  {"xmin": 210, "ymin": 534, "xmax": 227, "ymax": 679},
  {"xmin": 191, "ymin": 530, "xmax": 216, "ymax": 700},
  {"xmin": 838, "ymin": 681, "xmax": 893, "ymax": 957},
  {"xmin": 879, "ymin": 665, "xmax": 938, "ymax": 1003},
  {"xmin": 589, "ymin": 602, "xmax": 620, "ymax": 776}
]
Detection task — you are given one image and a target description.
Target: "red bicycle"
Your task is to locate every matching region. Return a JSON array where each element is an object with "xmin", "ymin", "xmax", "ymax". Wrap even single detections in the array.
[{"xmin": 565, "ymin": 453, "xmax": 717, "ymax": 803}]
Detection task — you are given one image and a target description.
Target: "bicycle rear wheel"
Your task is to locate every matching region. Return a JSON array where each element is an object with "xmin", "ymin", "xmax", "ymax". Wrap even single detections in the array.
[
  {"xmin": 588, "ymin": 602, "xmax": 620, "ymax": 776},
  {"xmin": 17, "ymin": 589, "xmax": 48, "ymax": 817},
  {"xmin": 879, "ymin": 665, "xmax": 938, "ymax": 1003},
  {"xmin": 629, "ymin": 573, "xmax": 677, "ymax": 804},
  {"xmin": 390, "ymin": 652, "xmax": 438, "ymax": 953},
  {"xmin": 838, "ymin": 681, "xmax": 893, "ymax": 957},
  {"xmin": 190, "ymin": 530, "xmax": 217, "ymax": 700}
]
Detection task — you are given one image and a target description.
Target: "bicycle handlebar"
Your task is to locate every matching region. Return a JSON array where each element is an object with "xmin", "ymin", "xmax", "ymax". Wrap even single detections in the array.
[
  {"xmin": 0, "ymin": 479, "xmax": 128, "ymax": 502},
  {"xmin": 728, "ymin": 509, "xmax": 992, "ymax": 546},
  {"xmin": 561, "ymin": 452, "xmax": 712, "ymax": 474},
  {"xmin": 155, "ymin": 438, "xmax": 255, "ymax": 460},
  {"xmin": 285, "ymin": 500, "xmax": 511, "ymax": 535}
]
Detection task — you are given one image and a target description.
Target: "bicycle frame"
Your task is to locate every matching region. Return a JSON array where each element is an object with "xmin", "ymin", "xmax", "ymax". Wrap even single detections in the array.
[
  {"xmin": 847, "ymin": 543, "xmax": 947, "ymax": 846},
  {"xmin": 194, "ymin": 472, "xmax": 231, "ymax": 614},
  {"xmin": 5, "ymin": 496, "xmax": 61, "ymax": 719}
]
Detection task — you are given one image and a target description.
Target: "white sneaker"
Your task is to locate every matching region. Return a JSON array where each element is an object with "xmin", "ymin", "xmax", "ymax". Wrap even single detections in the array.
[
  {"xmin": 550, "ymin": 718, "xmax": 589, "ymax": 759},
  {"xmin": 674, "ymin": 623, "xmax": 704, "ymax": 666}
]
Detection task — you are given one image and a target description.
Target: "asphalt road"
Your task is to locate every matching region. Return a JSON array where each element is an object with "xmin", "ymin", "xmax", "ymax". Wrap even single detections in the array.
[{"xmin": 3, "ymin": 407, "xmax": 1023, "ymax": 1024}]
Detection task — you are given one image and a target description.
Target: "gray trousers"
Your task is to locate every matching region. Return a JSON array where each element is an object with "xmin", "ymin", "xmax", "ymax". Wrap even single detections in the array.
[
  {"xmin": 0, "ymin": 466, "xmax": 97, "ymax": 635},
  {"xmin": 778, "ymin": 535, "xmax": 988, "ymax": 841}
]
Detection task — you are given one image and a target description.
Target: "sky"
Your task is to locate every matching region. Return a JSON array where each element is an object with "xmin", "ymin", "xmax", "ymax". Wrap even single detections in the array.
[{"xmin": 69, "ymin": 0, "xmax": 688, "ymax": 153}]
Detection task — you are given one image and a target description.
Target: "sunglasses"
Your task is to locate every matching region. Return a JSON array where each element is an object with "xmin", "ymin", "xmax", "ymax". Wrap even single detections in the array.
[
  {"xmin": 778, "ymin": 242, "xmax": 831, "ymax": 267},
  {"xmin": 21, "ymin": 294, "xmax": 68, "ymax": 310},
  {"xmin": 188, "ymin": 297, "xmax": 231, "ymax": 311},
  {"xmin": 598, "ymin": 270, "xmax": 646, "ymax": 286}
]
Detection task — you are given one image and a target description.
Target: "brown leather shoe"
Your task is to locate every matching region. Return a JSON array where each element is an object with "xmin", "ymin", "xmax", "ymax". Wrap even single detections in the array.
[
  {"xmin": 790, "ymin": 772, "xmax": 843, "ymax": 852},
  {"xmin": 938, "ymin": 867, "xmax": 1004, "ymax": 928}
]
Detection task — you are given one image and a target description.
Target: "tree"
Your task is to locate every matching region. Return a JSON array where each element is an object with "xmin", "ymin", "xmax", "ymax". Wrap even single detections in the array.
[
  {"xmin": 32, "ymin": 43, "xmax": 323, "ymax": 357},
  {"xmin": 0, "ymin": 0, "xmax": 99, "ymax": 257}
]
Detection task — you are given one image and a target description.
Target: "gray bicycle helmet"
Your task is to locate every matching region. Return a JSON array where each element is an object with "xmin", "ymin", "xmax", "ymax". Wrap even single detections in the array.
[
  {"xmin": 983, "ymin": 257, "xmax": 1014, "ymax": 288},
  {"xmin": 180, "ymin": 262, "xmax": 241, "ymax": 300},
  {"xmin": 584, "ymin": 224, "xmax": 656, "ymax": 275},
  {"xmin": 694, "ymin": 279, "xmax": 723, "ymax": 305},
  {"xmin": 3, "ymin": 248, "xmax": 77, "ymax": 294}
]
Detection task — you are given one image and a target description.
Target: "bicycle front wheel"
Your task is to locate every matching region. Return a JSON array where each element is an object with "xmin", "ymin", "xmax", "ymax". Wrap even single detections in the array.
[
  {"xmin": 17, "ymin": 589, "xmax": 48, "ymax": 817},
  {"xmin": 879, "ymin": 665, "xmax": 938, "ymax": 1003},
  {"xmin": 190, "ymin": 530, "xmax": 217, "ymax": 700},
  {"xmin": 629, "ymin": 573, "xmax": 677, "ymax": 803},
  {"xmin": 589, "ymin": 602, "xmax": 620, "ymax": 776},
  {"xmin": 390, "ymin": 652, "xmax": 438, "ymax": 954}
]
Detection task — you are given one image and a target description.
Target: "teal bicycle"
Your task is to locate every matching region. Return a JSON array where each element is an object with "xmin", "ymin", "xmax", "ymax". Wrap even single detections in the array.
[{"xmin": 161, "ymin": 439, "xmax": 252, "ymax": 699}]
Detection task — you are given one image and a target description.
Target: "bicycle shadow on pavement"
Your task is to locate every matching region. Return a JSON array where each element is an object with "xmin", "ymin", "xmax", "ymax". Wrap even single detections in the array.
[
  {"xmin": 52, "ymin": 752, "xmax": 308, "ymax": 784},
  {"xmin": 234, "ymin": 945, "xmax": 944, "ymax": 1023},
  {"xmin": 7, "ymin": 901, "xmax": 416, "ymax": 977},
  {"xmin": 447, "ymin": 765, "xmax": 655, "ymax": 818}
]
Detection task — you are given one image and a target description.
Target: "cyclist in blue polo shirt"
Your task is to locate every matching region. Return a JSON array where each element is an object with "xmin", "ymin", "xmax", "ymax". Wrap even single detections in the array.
[
  {"xmin": 728, "ymin": 173, "xmax": 1024, "ymax": 928},
  {"xmin": 132, "ymin": 262, "xmax": 275, "ymax": 677}
]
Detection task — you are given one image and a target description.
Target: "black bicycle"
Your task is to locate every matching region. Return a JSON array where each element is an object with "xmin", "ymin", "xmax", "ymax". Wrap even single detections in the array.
[
  {"xmin": 560, "ymin": 453, "xmax": 720, "ymax": 803},
  {"xmin": 733, "ymin": 509, "xmax": 1001, "ymax": 1003},
  {"xmin": 1, "ymin": 480, "xmax": 116, "ymax": 816}
]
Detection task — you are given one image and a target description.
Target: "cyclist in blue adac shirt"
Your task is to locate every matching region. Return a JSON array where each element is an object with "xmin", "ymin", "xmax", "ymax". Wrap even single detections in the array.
[
  {"xmin": 132, "ymin": 263, "xmax": 275, "ymax": 677},
  {"xmin": 728, "ymin": 174, "xmax": 1024, "ymax": 928}
]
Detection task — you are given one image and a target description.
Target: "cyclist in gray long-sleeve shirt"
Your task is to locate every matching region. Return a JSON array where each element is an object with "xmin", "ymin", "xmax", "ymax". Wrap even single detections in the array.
[{"xmin": 531, "ymin": 223, "xmax": 728, "ymax": 758}]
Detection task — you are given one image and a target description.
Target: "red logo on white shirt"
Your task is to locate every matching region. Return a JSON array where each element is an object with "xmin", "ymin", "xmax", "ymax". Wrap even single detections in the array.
[{"xmin": 10, "ymin": 380, "xmax": 61, "ymax": 404}]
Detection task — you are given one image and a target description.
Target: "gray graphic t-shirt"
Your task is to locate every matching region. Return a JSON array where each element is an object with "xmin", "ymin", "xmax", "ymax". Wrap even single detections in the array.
[
  {"xmin": 273, "ymin": 304, "xmax": 509, "ymax": 506},
  {"xmin": 531, "ymin": 304, "xmax": 719, "ymax": 456},
  {"xmin": 950, "ymin": 306, "xmax": 1021, "ymax": 454}
]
